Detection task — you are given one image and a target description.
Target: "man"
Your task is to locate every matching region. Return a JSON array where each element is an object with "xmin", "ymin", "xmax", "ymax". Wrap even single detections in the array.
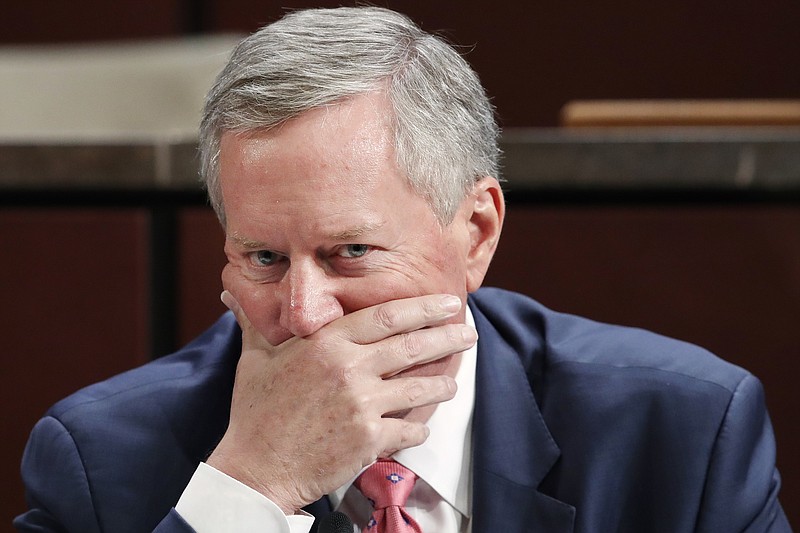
[{"xmin": 16, "ymin": 6, "xmax": 789, "ymax": 533}]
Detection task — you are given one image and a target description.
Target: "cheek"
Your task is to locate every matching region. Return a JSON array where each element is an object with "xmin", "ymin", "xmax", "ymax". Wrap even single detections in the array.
[
  {"xmin": 334, "ymin": 278, "xmax": 406, "ymax": 312},
  {"xmin": 410, "ymin": 242, "xmax": 469, "ymax": 296},
  {"xmin": 335, "ymin": 262, "xmax": 460, "ymax": 315}
]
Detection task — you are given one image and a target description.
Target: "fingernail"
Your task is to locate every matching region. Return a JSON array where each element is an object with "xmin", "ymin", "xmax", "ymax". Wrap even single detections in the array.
[
  {"xmin": 445, "ymin": 376, "xmax": 458, "ymax": 395},
  {"xmin": 220, "ymin": 290, "xmax": 239, "ymax": 313},
  {"xmin": 462, "ymin": 325, "xmax": 478, "ymax": 343},
  {"xmin": 440, "ymin": 295, "xmax": 462, "ymax": 313}
]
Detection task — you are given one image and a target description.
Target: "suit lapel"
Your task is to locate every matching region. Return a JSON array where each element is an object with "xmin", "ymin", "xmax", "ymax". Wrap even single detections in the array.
[{"xmin": 470, "ymin": 298, "xmax": 575, "ymax": 533}]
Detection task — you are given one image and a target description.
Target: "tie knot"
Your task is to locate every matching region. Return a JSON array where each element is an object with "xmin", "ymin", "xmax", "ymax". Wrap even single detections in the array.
[{"xmin": 355, "ymin": 459, "xmax": 418, "ymax": 510}]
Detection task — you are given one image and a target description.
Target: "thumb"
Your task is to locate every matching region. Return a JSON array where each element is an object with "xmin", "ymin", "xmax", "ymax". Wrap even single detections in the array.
[{"xmin": 220, "ymin": 290, "xmax": 264, "ymax": 348}]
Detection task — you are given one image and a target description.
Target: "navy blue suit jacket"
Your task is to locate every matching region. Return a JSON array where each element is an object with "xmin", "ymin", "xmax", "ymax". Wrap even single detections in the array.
[{"xmin": 15, "ymin": 288, "xmax": 790, "ymax": 531}]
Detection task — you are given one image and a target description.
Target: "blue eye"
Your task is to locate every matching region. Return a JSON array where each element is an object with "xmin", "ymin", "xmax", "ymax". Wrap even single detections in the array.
[
  {"xmin": 339, "ymin": 244, "xmax": 370, "ymax": 258},
  {"xmin": 254, "ymin": 250, "xmax": 281, "ymax": 266}
]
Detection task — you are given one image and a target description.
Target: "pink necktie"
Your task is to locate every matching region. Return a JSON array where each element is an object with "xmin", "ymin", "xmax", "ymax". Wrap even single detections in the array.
[{"xmin": 354, "ymin": 459, "xmax": 423, "ymax": 533}]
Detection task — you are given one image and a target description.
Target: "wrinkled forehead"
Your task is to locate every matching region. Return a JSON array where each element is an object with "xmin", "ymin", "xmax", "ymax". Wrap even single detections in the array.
[
  {"xmin": 216, "ymin": 94, "xmax": 438, "ymax": 228},
  {"xmin": 220, "ymin": 93, "xmax": 422, "ymax": 192}
]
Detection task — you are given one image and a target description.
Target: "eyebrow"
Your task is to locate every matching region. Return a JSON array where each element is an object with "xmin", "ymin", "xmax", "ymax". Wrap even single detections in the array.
[
  {"xmin": 228, "ymin": 234, "xmax": 267, "ymax": 249},
  {"xmin": 329, "ymin": 221, "xmax": 386, "ymax": 241},
  {"xmin": 228, "ymin": 221, "xmax": 385, "ymax": 249}
]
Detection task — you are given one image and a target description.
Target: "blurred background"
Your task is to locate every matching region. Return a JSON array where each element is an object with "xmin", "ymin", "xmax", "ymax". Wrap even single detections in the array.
[{"xmin": 1, "ymin": 0, "xmax": 799, "ymax": 528}]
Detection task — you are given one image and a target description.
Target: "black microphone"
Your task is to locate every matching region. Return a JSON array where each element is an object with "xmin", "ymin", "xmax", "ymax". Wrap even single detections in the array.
[{"xmin": 317, "ymin": 511, "xmax": 355, "ymax": 533}]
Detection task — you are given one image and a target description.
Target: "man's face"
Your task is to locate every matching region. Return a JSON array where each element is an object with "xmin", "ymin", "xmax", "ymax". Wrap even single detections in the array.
[{"xmin": 219, "ymin": 91, "xmax": 474, "ymax": 376}]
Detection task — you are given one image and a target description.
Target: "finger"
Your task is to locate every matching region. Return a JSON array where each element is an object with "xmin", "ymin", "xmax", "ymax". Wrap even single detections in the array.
[
  {"xmin": 370, "ymin": 323, "xmax": 478, "ymax": 377},
  {"xmin": 338, "ymin": 294, "xmax": 464, "ymax": 344},
  {"xmin": 375, "ymin": 374, "xmax": 458, "ymax": 416},
  {"xmin": 374, "ymin": 418, "xmax": 432, "ymax": 458}
]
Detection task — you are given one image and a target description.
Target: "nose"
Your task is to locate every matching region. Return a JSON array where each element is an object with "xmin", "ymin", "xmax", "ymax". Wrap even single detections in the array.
[{"xmin": 278, "ymin": 260, "xmax": 344, "ymax": 338}]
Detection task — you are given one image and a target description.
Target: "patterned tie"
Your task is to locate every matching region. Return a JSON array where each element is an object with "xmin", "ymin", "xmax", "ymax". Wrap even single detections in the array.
[{"xmin": 354, "ymin": 459, "xmax": 423, "ymax": 533}]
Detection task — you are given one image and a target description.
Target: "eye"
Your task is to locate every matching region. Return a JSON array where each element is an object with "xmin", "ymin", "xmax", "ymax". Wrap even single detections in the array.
[
  {"xmin": 252, "ymin": 250, "xmax": 283, "ymax": 266},
  {"xmin": 338, "ymin": 244, "xmax": 370, "ymax": 258}
]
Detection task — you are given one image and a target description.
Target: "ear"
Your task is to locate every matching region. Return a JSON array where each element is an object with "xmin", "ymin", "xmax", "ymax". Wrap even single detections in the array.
[{"xmin": 464, "ymin": 177, "xmax": 505, "ymax": 292}]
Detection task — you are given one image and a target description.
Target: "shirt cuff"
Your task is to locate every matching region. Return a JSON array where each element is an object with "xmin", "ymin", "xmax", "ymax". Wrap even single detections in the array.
[{"xmin": 175, "ymin": 462, "xmax": 315, "ymax": 533}]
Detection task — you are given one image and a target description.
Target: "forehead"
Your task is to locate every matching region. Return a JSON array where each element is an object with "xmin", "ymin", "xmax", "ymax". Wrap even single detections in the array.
[
  {"xmin": 218, "ymin": 92, "xmax": 437, "ymax": 237},
  {"xmin": 221, "ymin": 92, "xmax": 395, "ymax": 183}
]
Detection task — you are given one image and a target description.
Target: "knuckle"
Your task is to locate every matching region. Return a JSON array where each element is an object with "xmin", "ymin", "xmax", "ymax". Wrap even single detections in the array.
[
  {"xmin": 399, "ymin": 422, "xmax": 427, "ymax": 448},
  {"xmin": 373, "ymin": 305, "xmax": 399, "ymax": 331},
  {"xmin": 399, "ymin": 332, "xmax": 422, "ymax": 360},
  {"xmin": 330, "ymin": 363, "xmax": 357, "ymax": 387},
  {"xmin": 444, "ymin": 324, "xmax": 461, "ymax": 344},
  {"xmin": 350, "ymin": 391, "xmax": 375, "ymax": 416},
  {"xmin": 361, "ymin": 419, "xmax": 383, "ymax": 446},
  {"xmin": 420, "ymin": 298, "xmax": 439, "ymax": 319},
  {"xmin": 403, "ymin": 381, "xmax": 425, "ymax": 404}
]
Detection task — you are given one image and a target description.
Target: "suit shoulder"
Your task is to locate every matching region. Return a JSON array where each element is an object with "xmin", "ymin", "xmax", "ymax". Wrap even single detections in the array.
[
  {"xmin": 470, "ymin": 287, "xmax": 748, "ymax": 394},
  {"xmin": 19, "ymin": 313, "xmax": 241, "ymax": 532},
  {"xmin": 47, "ymin": 312, "xmax": 240, "ymax": 422}
]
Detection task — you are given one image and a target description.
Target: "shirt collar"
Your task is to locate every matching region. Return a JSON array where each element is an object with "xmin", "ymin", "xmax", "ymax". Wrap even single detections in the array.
[{"xmin": 330, "ymin": 306, "xmax": 476, "ymax": 518}]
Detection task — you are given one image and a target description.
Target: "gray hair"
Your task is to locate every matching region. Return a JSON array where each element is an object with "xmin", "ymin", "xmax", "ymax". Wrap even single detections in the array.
[{"xmin": 199, "ymin": 6, "xmax": 500, "ymax": 226}]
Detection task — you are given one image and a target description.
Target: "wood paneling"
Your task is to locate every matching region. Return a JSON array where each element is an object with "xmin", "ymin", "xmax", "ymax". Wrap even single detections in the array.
[
  {"xmin": 0, "ymin": 209, "xmax": 150, "ymax": 526},
  {"xmin": 177, "ymin": 207, "xmax": 227, "ymax": 346}
]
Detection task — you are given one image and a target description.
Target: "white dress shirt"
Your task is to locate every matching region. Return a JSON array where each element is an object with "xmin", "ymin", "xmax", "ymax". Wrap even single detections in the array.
[{"xmin": 176, "ymin": 307, "xmax": 477, "ymax": 533}]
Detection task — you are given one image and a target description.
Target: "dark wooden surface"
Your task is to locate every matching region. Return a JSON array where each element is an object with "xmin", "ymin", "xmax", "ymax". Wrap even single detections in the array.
[{"xmin": 1, "ymin": 209, "xmax": 152, "ymax": 528}]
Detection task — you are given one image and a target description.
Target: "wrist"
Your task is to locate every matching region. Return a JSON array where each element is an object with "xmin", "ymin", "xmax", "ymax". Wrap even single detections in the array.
[{"xmin": 206, "ymin": 446, "xmax": 300, "ymax": 515}]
